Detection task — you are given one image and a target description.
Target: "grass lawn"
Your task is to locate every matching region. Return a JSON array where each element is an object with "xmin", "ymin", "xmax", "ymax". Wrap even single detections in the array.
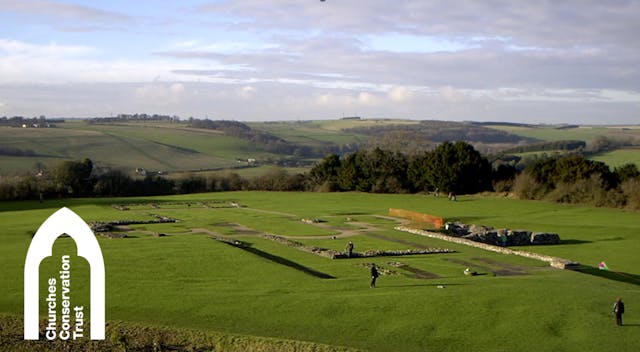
[
  {"xmin": 1, "ymin": 192, "xmax": 639, "ymax": 351},
  {"xmin": 591, "ymin": 147, "xmax": 640, "ymax": 168}
]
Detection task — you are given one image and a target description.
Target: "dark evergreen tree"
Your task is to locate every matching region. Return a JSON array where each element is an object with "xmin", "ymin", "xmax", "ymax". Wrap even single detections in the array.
[
  {"xmin": 411, "ymin": 141, "xmax": 492, "ymax": 194},
  {"xmin": 308, "ymin": 153, "xmax": 341, "ymax": 191}
]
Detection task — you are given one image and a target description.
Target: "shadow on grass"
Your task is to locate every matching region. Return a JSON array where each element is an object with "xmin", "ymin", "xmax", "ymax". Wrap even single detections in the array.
[
  {"xmin": 561, "ymin": 239, "xmax": 592, "ymax": 245},
  {"xmin": 576, "ymin": 266, "xmax": 640, "ymax": 286},
  {"xmin": 389, "ymin": 283, "xmax": 467, "ymax": 288},
  {"xmin": 598, "ymin": 236, "xmax": 625, "ymax": 242},
  {"xmin": 330, "ymin": 211, "xmax": 369, "ymax": 216},
  {"xmin": 446, "ymin": 217, "xmax": 481, "ymax": 224},
  {"xmin": 216, "ymin": 239, "xmax": 336, "ymax": 279}
]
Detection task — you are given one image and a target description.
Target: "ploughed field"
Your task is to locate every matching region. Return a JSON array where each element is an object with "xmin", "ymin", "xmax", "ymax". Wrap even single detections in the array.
[{"xmin": 1, "ymin": 192, "xmax": 639, "ymax": 351}]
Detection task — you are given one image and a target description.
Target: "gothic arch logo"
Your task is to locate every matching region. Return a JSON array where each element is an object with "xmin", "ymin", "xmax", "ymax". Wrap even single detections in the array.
[{"xmin": 24, "ymin": 207, "xmax": 105, "ymax": 340}]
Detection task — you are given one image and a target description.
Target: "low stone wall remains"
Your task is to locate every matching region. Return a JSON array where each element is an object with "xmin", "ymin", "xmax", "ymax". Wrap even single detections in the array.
[
  {"xmin": 445, "ymin": 222, "xmax": 560, "ymax": 246},
  {"xmin": 261, "ymin": 234, "xmax": 455, "ymax": 259},
  {"xmin": 89, "ymin": 214, "xmax": 177, "ymax": 232},
  {"xmin": 395, "ymin": 226, "xmax": 579, "ymax": 269}
]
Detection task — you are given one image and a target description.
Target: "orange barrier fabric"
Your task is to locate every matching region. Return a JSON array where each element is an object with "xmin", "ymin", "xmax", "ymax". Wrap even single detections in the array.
[{"xmin": 389, "ymin": 208, "xmax": 444, "ymax": 229}]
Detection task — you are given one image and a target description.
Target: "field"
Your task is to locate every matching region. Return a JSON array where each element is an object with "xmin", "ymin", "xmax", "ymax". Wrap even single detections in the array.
[
  {"xmin": 485, "ymin": 124, "xmax": 640, "ymax": 167},
  {"xmin": 1, "ymin": 192, "xmax": 639, "ymax": 351},
  {"xmin": 485, "ymin": 124, "xmax": 640, "ymax": 143},
  {"xmin": 591, "ymin": 147, "xmax": 640, "ymax": 168},
  {"xmin": 3, "ymin": 119, "xmax": 640, "ymax": 176},
  {"xmin": 0, "ymin": 120, "xmax": 276, "ymax": 175}
]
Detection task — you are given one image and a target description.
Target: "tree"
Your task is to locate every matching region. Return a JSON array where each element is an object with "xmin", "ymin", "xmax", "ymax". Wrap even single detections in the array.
[
  {"xmin": 176, "ymin": 174, "xmax": 207, "ymax": 194},
  {"xmin": 93, "ymin": 169, "xmax": 134, "ymax": 196},
  {"xmin": 52, "ymin": 158, "xmax": 94, "ymax": 196},
  {"xmin": 308, "ymin": 154, "xmax": 341, "ymax": 191},
  {"xmin": 336, "ymin": 153, "xmax": 359, "ymax": 191},
  {"xmin": 614, "ymin": 163, "xmax": 640, "ymax": 183},
  {"xmin": 410, "ymin": 141, "xmax": 492, "ymax": 194},
  {"xmin": 554, "ymin": 156, "xmax": 615, "ymax": 188}
]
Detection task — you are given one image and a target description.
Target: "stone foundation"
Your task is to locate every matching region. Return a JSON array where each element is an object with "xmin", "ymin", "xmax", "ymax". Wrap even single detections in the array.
[{"xmin": 395, "ymin": 226, "xmax": 579, "ymax": 269}]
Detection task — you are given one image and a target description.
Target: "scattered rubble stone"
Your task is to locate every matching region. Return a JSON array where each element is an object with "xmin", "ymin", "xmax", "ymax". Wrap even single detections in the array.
[{"xmin": 443, "ymin": 221, "xmax": 560, "ymax": 246}]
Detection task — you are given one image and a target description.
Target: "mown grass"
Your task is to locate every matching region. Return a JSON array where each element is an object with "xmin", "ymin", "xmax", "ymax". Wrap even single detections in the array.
[{"xmin": 1, "ymin": 192, "xmax": 639, "ymax": 351}]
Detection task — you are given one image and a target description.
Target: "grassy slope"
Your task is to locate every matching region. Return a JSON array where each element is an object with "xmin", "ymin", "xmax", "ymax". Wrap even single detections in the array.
[
  {"xmin": 0, "ymin": 118, "xmax": 421, "ymax": 175},
  {"xmin": 249, "ymin": 119, "xmax": 420, "ymax": 146},
  {"xmin": 485, "ymin": 125, "xmax": 637, "ymax": 142},
  {"xmin": 0, "ymin": 121, "xmax": 273, "ymax": 174},
  {"xmin": 1, "ymin": 192, "xmax": 639, "ymax": 351},
  {"xmin": 591, "ymin": 147, "xmax": 640, "ymax": 168},
  {"xmin": 487, "ymin": 124, "xmax": 640, "ymax": 167},
  {"xmin": 6, "ymin": 119, "xmax": 639, "ymax": 175}
]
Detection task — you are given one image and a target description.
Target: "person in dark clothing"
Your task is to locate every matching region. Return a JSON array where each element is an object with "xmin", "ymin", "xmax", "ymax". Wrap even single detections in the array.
[
  {"xmin": 370, "ymin": 264, "xmax": 379, "ymax": 288},
  {"xmin": 346, "ymin": 241, "xmax": 354, "ymax": 257},
  {"xmin": 613, "ymin": 297, "xmax": 625, "ymax": 326}
]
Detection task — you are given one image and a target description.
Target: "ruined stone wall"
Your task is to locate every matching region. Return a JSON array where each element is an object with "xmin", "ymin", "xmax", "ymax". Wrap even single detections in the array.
[{"xmin": 395, "ymin": 226, "xmax": 579, "ymax": 269}]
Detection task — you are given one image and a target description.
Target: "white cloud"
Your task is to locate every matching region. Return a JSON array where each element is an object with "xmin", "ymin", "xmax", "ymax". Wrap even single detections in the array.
[
  {"xmin": 438, "ymin": 86, "xmax": 471, "ymax": 103},
  {"xmin": 0, "ymin": 2, "xmax": 638, "ymax": 123},
  {"xmin": 388, "ymin": 86, "xmax": 413, "ymax": 102},
  {"xmin": 238, "ymin": 85, "xmax": 256, "ymax": 99},
  {"xmin": 315, "ymin": 91, "xmax": 379, "ymax": 109},
  {"xmin": 0, "ymin": 38, "xmax": 96, "ymax": 58},
  {"xmin": 134, "ymin": 83, "xmax": 185, "ymax": 105},
  {"xmin": 0, "ymin": 39, "xmax": 245, "ymax": 84},
  {"xmin": 0, "ymin": 0, "xmax": 133, "ymax": 31},
  {"xmin": 357, "ymin": 92, "xmax": 377, "ymax": 106}
]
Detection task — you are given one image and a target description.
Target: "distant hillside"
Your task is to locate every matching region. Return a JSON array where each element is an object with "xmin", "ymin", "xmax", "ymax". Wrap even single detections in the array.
[
  {"xmin": 345, "ymin": 120, "xmax": 532, "ymax": 144},
  {"xmin": 1, "ymin": 117, "xmax": 638, "ymax": 176}
]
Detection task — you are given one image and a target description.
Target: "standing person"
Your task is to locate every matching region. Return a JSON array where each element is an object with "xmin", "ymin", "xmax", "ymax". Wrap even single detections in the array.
[
  {"xmin": 346, "ymin": 241, "xmax": 354, "ymax": 257},
  {"xmin": 613, "ymin": 297, "xmax": 625, "ymax": 326},
  {"xmin": 370, "ymin": 264, "xmax": 379, "ymax": 288}
]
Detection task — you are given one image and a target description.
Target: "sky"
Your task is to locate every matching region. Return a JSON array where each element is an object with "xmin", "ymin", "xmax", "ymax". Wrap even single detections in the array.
[{"xmin": 0, "ymin": 0, "xmax": 638, "ymax": 124}]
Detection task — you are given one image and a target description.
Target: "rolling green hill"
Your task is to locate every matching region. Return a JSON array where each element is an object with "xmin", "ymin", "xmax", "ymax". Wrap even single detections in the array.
[
  {"xmin": 0, "ymin": 120, "xmax": 277, "ymax": 175},
  {"xmin": 2, "ymin": 118, "xmax": 639, "ymax": 176}
]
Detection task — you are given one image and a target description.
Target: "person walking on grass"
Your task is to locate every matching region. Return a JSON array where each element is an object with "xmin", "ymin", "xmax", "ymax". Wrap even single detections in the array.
[
  {"xmin": 613, "ymin": 297, "xmax": 625, "ymax": 326},
  {"xmin": 370, "ymin": 264, "xmax": 380, "ymax": 288}
]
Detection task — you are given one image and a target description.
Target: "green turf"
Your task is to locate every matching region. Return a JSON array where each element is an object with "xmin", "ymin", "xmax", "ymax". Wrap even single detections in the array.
[
  {"xmin": 0, "ymin": 122, "xmax": 274, "ymax": 174},
  {"xmin": 1, "ymin": 192, "xmax": 639, "ymax": 351},
  {"xmin": 591, "ymin": 147, "xmax": 640, "ymax": 168},
  {"xmin": 485, "ymin": 124, "xmax": 640, "ymax": 143}
]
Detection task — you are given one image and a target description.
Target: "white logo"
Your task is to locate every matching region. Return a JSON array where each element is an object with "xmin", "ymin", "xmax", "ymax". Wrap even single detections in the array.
[{"xmin": 24, "ymin": 207, "xmax": 105, "ymax": 340}]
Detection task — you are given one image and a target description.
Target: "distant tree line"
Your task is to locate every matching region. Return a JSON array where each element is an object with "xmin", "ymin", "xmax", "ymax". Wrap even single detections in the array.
[
  {"xmin": 0, "ymin": 116, "xmax": 63, "ymax": 127},
  {"xmin": 187, "ymin": 119, "xmax": 358, "ymax": 158},
  {"xmin": 513, "ymin": 155, "xmax": 640, "ymax": 210},
  {"xmin": 0, "ymin": 146, "xmax": 36, "ymax": 157},
  {"xmin": 345, "ymin": 120, "xmax": 532, "ymax": 144},
  {"xmin": 308, "ymin": 141, "xmax": 494, "ymax": 194},
  {"xmin": 0, "ymin": 158, "xmax": 306, "ymax": 200},
  {"xmin": 502, "ymin": 140, "xmax": 586, "ymax": 154},
  {"xmin": 2, "ymin": 142, "xmax": 639, "ymax": 211},
  {"xmin": 585, "ymin": 136, "xmax": 639, "ymax": 154},
  {"xmin": 85, "ymin": 114, "xmax": 180, "ymax": 124},
  {"xmin": 0, "ymin": 159, "xmax": 176, "ymax": 200}
]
